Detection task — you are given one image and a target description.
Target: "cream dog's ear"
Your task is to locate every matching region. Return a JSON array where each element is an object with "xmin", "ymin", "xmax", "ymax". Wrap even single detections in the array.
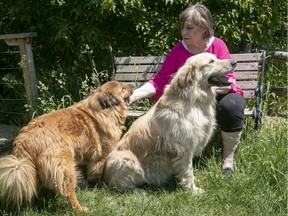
[{"xmin": 175, "ymin": 64, "xmax": 199, "ymax": 89}]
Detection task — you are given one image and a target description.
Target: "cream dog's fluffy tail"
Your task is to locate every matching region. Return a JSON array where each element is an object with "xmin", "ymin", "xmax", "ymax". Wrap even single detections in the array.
[{"xmin": 0, "ymin": 155, "xmax": 37, "ymax": 208}]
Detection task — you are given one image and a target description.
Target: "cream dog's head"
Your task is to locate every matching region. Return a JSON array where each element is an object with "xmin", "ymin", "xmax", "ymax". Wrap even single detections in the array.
[{"xmin": 171, "ymin": 52, "xmax": 236, "ymax": 90}]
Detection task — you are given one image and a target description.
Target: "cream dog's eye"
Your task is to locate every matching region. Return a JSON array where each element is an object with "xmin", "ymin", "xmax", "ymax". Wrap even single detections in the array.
[{"xmin": 209, "ymin": 59, "xmax": 215, "ymax": 63}]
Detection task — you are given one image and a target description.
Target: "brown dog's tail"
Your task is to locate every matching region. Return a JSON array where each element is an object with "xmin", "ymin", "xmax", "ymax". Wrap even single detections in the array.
[{"xmin": 0, "ymin": 155, "xmax": 37, "ymax": 208}]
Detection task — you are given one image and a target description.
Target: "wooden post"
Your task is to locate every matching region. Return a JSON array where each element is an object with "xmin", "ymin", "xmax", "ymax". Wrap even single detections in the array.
[{"xmin": 0, "ymin": 32, "xmax": 38, "ymax": 114}]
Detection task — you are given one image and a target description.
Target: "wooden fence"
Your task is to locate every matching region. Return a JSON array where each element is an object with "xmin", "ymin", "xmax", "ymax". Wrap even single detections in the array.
[{"xmin": 0, "ymin": 32, "xmax": 38, "ymax": 115}]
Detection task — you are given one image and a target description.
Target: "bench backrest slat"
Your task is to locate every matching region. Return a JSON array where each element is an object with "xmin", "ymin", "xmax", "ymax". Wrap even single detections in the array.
[
  {"xmin": 230, "ymin": 53, "xmax": 262, "ymax": 61},
  {"xmin": 115, "ymin": 65, "xmax": 162, "ymax": 73},
  {"xmin": 237, "ymin": 80, "xmax": 257, "ymax": 90},
  {"xmin": 235, "ymin": 72, "xmax": 258, "ymax": 80},
  {"xmin": 234, "ymin": 62, "xmax": 259, "ymax": 71},
  {"xmin": 115, "ymin": 62, "xmax": 258, "ymax": 73},
  {"xmin": 114, "ymin": 56, "xmax": 166, "ymax": 64},
  {"xmin": 242, "ymin": 90, "xmax": 255, "ymax": 99},
  {"xmin": 114, "ymin": 73, "xmax": 155, "ymax": 82}
]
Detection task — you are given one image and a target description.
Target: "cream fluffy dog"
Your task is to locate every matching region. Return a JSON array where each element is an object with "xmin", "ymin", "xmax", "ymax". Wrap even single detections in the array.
[{"xmin": 103, "ymin": 53, "xmax": 236, "ymax": 194}]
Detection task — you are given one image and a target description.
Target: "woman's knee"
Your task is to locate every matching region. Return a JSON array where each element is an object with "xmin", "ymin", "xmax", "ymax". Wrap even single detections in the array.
[{"xmin": 216, "ymin": 93, "xmax": 246, "ymax": 132}]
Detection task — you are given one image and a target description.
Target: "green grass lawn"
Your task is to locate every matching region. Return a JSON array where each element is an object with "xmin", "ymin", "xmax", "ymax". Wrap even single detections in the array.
[{"xmin": 0, "ymin": 116, "xmax": 286, "ymax": 216}]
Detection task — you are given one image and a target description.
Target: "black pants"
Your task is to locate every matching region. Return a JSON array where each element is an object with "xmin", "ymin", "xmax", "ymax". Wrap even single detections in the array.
[{"xmin": 216, "ymin": 93, "xmax": 246, "ymax": 133}]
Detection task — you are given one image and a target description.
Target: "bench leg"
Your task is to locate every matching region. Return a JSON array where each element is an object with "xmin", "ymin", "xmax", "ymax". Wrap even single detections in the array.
[{"xmin": 254, "ymin": 112, "xmax": 262, "ymax": 130}]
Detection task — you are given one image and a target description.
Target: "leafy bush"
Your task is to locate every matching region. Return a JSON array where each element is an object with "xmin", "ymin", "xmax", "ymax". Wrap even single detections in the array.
[{"xmin": 0, "ymin": 0, "xmax": 286, "ymax": 123}]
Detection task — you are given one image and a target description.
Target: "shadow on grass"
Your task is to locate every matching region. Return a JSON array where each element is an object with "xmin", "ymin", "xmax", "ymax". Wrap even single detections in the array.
[
  {"xmin": 0, "ymin": 188, "xmax": 71, "ymax": 215},
  {"xmin": 0, "ymin": 183, "xmax": 109, "ymax": 215}
]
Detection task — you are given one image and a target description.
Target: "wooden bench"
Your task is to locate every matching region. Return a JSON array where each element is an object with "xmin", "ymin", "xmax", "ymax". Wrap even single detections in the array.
[{"xmin": 112, "ymin": 51, "xmax": 266, "ymax": 130}]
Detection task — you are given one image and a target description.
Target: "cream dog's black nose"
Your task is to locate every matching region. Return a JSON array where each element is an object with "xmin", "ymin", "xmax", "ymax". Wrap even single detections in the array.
[{"xmin": 231, "ymin": 60, "xmax": 237, "ymax": 67}]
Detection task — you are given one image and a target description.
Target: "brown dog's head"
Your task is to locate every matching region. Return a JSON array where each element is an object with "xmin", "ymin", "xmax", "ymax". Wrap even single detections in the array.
[{"xmin": 88, "ymin": 81, "xmax": 133, "ymax": 110}]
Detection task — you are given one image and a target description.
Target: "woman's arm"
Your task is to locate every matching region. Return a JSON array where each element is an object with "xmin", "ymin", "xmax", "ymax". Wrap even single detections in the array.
[{"xmin": 128, "ymin": 82, "xmax": 156, "ymax": 104}]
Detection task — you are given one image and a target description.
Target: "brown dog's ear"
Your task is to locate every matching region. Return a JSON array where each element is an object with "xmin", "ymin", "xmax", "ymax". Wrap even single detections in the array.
[
  {"xmin": 99, "ymin": 93, "xmax": 120, "ymax": 108},
  {"xmin": 88, "ymin": 92, "xmax": 120, "ymax": 111}
]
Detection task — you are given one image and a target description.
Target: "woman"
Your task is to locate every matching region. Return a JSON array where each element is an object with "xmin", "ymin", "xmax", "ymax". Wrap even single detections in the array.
[{"xmin": 129, "ymin": 3, "xmax": 246, "ymax": 173}]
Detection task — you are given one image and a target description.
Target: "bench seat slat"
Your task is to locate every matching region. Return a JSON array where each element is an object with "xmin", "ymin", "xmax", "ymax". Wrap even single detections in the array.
[{"xmin": 244, "ymin": 108, "xmax": 254, "ymax": 116}]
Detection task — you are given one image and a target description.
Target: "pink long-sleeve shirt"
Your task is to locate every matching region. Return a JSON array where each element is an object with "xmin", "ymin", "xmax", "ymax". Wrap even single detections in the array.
[{"xmin": 148, "ymin": 37, "xmax": 244, "ymax": 101}]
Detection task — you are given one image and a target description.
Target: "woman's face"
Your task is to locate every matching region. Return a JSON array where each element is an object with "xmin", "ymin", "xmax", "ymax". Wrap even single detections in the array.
[{"xmin": 181, "ymin": 20, "xmax": 205, "ymax": 47}]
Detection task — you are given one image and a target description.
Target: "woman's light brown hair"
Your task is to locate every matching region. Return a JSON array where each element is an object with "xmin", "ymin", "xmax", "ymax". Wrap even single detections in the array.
[{"xmin": 179, "ymin": 3, "xmax": 214, "ymax": 41}]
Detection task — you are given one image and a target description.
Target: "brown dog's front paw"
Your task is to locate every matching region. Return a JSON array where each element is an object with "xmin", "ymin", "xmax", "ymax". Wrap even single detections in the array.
[
  {"xmin": 74, "ymin": 205, "xmax": 89, "ymax": 212},
  {"xmin": 81, "ymin": 206, "xmax": 89, "ymax": 212}
]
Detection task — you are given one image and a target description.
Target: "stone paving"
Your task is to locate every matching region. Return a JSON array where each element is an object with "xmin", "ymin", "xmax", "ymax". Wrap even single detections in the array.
[{"xmin": 0, "ymin": 124, "xmax": 19, "ymax": 154}]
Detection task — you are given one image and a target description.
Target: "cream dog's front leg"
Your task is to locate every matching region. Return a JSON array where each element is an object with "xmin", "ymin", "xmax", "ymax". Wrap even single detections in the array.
[{"xmin": 175, "ymin": 155, "xmax": 204, "ymax": 195}]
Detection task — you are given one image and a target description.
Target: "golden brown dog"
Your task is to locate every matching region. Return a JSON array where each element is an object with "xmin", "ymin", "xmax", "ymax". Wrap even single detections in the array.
[
  {"xmin": 103, "ymin": 53, "xmax": 236, "ymax": 194},
  {"xmin": 0, "ymin": 81, "xmax": 133, "ymax": 211}
]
